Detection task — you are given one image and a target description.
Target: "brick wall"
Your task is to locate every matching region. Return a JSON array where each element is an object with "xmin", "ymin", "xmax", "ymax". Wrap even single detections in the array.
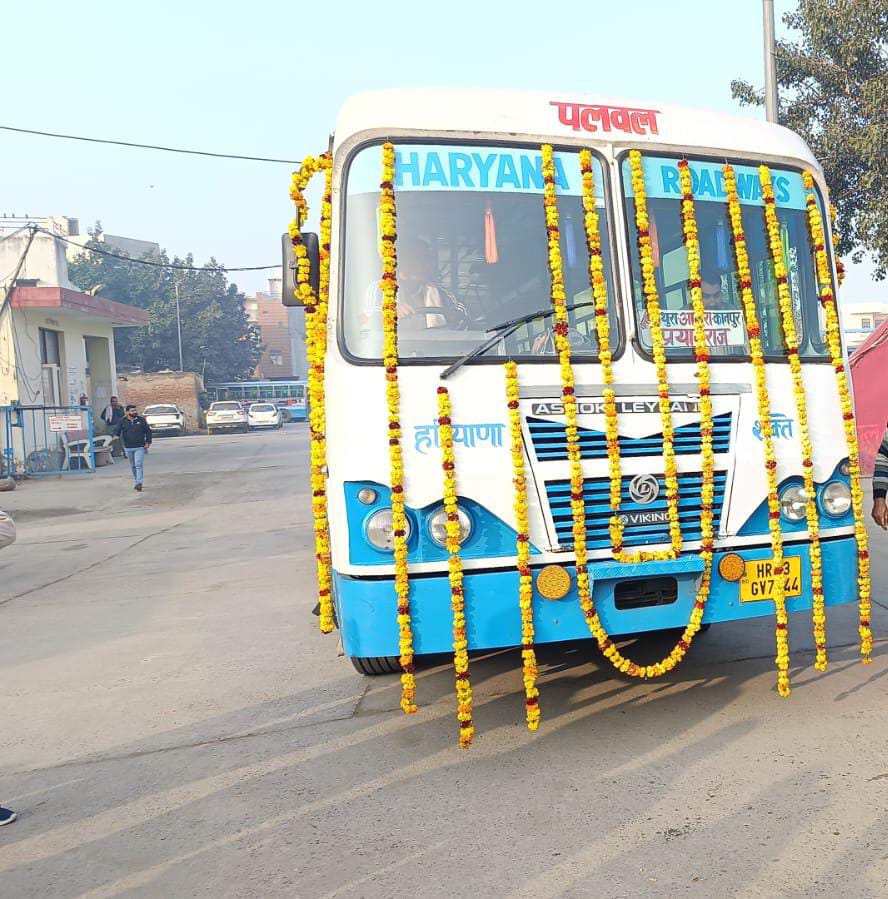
[{"xmin": 118, "ymin": 372, "xmax": 204, "ymax": 431}]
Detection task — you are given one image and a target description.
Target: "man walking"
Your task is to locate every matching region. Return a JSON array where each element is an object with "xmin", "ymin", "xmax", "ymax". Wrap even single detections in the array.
[
  {"xmin": 0, "ymin": 508, "xmax": 16, "ymax": 825},
  {"xmin": 114, "ymin": 404, "xmax": 152, "ymax": 492},
  {"xmin": 873, "ymin": 424, "xmax": 888, "ymax": 530}
]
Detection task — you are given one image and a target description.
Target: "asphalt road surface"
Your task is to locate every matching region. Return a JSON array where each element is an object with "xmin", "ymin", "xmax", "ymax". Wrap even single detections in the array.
[{"xmin": 2, "ymin": 426, "xmax": 888, "ymax": 898}]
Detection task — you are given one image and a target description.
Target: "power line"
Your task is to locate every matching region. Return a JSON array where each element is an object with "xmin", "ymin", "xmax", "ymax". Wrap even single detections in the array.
[
  {"xmin": 0, "ymin": 124, "xmax": 301, "ymax": 165},
  {"xmin": 38, "ymin": 228, "xmax": 279, "ymax": 272}
]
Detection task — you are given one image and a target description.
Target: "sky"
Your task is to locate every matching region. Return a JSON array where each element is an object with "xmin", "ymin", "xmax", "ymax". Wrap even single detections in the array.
[{"xmin": 0, "ymin": 0, "xmax": 882, "ymax": 305}]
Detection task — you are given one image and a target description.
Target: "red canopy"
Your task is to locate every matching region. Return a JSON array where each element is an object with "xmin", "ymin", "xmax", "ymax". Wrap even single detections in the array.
[{"xmin": 850, "ymin": 318, "xmax": 888, "ymax": 476}]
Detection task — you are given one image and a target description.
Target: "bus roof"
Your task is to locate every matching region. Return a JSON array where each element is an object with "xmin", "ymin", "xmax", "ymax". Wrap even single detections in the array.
[{"xmin": 333, "ymin": 89, "xmax": 820, "ymax": 173}]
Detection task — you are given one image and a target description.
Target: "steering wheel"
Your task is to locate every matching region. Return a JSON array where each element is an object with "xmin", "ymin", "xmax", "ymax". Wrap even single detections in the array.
[
  {"xmin": 531, "ymin": 325, "xmax": 596, "ymax": 356},
  {"xmin": 400, "ymin": 304, "xmax": 469, "ymax": 331}
]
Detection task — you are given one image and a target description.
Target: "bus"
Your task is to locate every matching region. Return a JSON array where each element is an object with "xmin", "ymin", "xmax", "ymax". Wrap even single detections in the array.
[
  {"xmin": 205, "ymin": 380, "xmax": 307, "ymax": 421},
  {"xmin": 285, "ymin": 89, "xmax": 864, "ymax": 692}
]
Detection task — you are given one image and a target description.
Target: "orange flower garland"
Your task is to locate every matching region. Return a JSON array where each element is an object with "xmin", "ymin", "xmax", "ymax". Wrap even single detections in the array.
[
  {"xmin": 505, "ymin": 361, "xmax": 540, "ymax": 730},
  {"xmin": 759, "ymin": 165, "xmax": 827, "ymax": 670},
  {"xmin": 723, "ymin": 164, "xmax": 791, "ymax": 696},
  {"xmin": 542, "ymin": 146, "xmax": 715, "ymax": 678},
  {"xmin": 380, "ymin": 142, "xmax": 418, "ymax": 711},
  {"xmin": 437, "ymin": 385, "xmax": 474, "ymax": 747},
  {"xmin": 802, "ymin": 170, "xmax": 872, "ymax": 663},
  {"xmin": 626, "ymin": 150, "xmax": 683, "ymax": 562},
  {"xmin": 289, "ymin": 153, "xmax": 334, "ymax": 633}
]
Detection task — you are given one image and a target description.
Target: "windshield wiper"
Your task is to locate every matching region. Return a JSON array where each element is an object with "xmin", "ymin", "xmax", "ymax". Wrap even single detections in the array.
[{"xmin": 439, "ymin": 301, "xmax": 593, "ymax": 380}]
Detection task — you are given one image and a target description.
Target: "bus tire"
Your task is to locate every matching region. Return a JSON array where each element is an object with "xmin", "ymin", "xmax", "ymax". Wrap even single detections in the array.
[{"xmin": 350, "ymin": 655, "xmax": 402, "ymax": 676}]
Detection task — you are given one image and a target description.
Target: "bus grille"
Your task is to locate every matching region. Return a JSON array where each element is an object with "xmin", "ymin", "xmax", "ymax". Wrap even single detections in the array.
[
  {"xmin": 528, "ymin": 413, "xmax": 732, "ymax": 462},
  {"xmin": 545, "ymin": 471, "xmax": 728, "ymax": 550}
]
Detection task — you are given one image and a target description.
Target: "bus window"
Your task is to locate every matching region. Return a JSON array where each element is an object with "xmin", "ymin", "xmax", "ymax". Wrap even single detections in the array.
[
  {"xmin": 621, "ymin": 155, "xmax": 830, "ymax": 361},
  {"xmin": 342, "ymin": 143, "xmax": 619, "ymax": 363}
]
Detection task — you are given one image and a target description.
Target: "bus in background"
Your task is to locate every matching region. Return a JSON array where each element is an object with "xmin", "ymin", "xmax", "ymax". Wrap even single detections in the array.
[
  {"xmin": 285, "ymin": 89, "xmax": 862, "ymax": 682},
  {"xmin": 205, "ymin": 379, "xmax": 307, "ymax": 422}
]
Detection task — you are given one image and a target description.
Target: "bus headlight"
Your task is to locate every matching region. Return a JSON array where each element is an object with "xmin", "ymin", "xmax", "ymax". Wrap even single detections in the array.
[
  {"xmin": 366, "ymin": 508, "xmax": 410, "ymax": 551},
  {"xmin": 779, "ymin": 485, "xmax": 809, "ymax": 522},
  {"xmin": 428, "ymin": 505, "xmax": 472, "ymax": 548},
  {"xmin": 821, "ymin": 481, "xmax": 851, "ymax": 517}
]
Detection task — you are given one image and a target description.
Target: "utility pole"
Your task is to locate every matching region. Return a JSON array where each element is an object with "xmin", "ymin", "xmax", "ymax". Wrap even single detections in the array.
[
  {"xmin": 763, "ymin": 0, "xmax": 779, "ymax": 123},
  {"xmin": 174, "ymin": 280, "xmax": 184, "ymax": 372}
]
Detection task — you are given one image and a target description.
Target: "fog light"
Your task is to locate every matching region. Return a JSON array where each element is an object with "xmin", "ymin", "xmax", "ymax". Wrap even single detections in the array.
[
  {"xmin": 718, "ymin": 553, "xmax": 746, "ymax": 583},
  {"xmin": 357, "ymin": 487, "xmax": 378, "ymax": 505},
  {"xmin": 536, "ymin": 565, "xmax": 571, "ymax": 600},
  {"xmin": 839, "ymin": 460, "xmax": 851, "ymax": 477}
]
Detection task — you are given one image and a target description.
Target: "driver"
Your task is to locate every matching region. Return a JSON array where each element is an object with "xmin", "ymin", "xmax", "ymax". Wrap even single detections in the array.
[{"xmin": 363, "ymin": 236, "xmax": 468, "ymax": 332}]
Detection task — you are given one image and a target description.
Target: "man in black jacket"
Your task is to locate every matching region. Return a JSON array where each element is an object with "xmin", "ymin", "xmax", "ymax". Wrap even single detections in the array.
[{"xmin": 114, "ymin": 404, "xmax": 152, "ymax": 492}]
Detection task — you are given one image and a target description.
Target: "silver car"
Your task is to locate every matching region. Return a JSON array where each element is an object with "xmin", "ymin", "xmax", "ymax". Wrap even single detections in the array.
[{"xmin": 143, "ymin": 404, "xmax": 187, "ymax": 437}]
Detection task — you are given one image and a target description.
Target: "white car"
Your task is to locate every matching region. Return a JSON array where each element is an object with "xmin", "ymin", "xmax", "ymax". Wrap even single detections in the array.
[
  {"xmin": 248, "ymin": 403, "xmax": 283, "ymax": 430},
  {"xmin": 206, "ymin": 401, "xmax": 248, "ymax": 434},
  {"xmin": 143, "ymin": 404, "xmax": 186, "ymax": 437}
]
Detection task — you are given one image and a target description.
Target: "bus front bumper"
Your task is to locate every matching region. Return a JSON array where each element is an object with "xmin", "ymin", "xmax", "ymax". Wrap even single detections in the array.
[{"xmin": 333, "ymin": 536, "xmax": 858, "ymax": 659}]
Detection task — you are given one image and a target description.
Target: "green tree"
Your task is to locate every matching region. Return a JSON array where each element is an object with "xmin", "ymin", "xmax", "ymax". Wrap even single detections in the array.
[
  {"xmin": 731, "ymin": 0, "xmax": 888, "ymax": 277},
  {"xmin": 69, "ymin": 224, "xmax": 262, "ymax": 381}
]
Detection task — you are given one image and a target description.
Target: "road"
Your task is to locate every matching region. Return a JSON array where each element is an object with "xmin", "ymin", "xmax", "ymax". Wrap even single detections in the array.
[{"xmin": 2, "ymin": 427, "xmax": 888, "ymax": 898}]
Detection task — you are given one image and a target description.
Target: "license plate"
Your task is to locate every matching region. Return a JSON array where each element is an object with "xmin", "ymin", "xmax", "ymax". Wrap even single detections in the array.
[{"xmin": 739, "ymin": 556, "xmax": 803, "ymax": 603}]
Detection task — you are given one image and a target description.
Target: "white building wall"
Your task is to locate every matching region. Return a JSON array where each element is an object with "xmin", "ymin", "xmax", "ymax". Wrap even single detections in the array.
[{"xmin": 0, "ymin": 306, "xmax": 117, "ymax": 407}]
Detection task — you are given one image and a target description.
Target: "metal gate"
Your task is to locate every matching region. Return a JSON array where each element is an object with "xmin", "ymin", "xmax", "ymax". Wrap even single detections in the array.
[{"xmin": 0, "ymin": 405, "xmax": 96, "ymax": 477}]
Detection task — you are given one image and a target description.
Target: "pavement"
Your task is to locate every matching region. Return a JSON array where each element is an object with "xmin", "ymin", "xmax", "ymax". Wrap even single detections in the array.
[{"xmin": 2, "ymin": 427, "xmax": 888, "ymax": 898}]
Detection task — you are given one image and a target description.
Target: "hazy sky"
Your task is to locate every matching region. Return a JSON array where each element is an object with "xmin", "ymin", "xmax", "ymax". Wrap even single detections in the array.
[{"xmin": 1, "ymin": 0, "xmax": 882, "ymax": 304}]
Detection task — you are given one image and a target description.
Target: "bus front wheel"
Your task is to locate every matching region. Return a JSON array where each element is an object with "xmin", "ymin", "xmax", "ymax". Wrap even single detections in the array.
[{"xmin": 350, "ymin": 656, "xmax": 402, "ymax": 676}]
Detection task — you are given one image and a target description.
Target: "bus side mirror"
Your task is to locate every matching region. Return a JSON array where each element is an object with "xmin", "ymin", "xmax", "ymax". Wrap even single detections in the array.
[{"xmin": 281, "ymin": 231, "xmax": 320, "ymax": 307}]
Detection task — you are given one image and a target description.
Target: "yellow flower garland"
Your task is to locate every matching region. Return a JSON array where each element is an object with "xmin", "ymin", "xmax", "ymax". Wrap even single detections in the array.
[
  {"xmin": 289, "ymin": 153, "xmax": 335, "ymax": 633},
  {"xmin": 380, "ymin": 142, "xmax": 418, "ymax": 711},
  {"xmin": 802, "ymin": 171, "xmax": 872, "ymax": 663},
  {"xmin": 505, "ymin": 361, "xmax": 540, "ymax": 730},
  {"xmin": 723, "ymin": 164, "xmax": 791, "ymax": 696},
  {"xmin": 624, "ymin": 150, "xmax": 683, "ymax": 562},
  {"xmin": 541, "ymin": 146, "xmax": 715, "ymax": 678},
  {"xmin": 759, "ymin": 165, "xmax": 827, "ymax": 670},
  {"xmin": 829, "ymin": 203, "xmax": 846, "ymax": 287},
  {"xmin": 437, "ymin": 385, "xmax": 475, "ymax": 747}
]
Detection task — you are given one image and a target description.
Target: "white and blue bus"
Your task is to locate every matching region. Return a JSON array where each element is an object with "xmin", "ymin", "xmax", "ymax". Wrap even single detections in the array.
[
  {"xmin": 287, "ymin": 89, "xmax": 857, "ymax": 676},
  {"xmin": 206, "ymin": 380, "xmax": 307, "ymax": 421}
]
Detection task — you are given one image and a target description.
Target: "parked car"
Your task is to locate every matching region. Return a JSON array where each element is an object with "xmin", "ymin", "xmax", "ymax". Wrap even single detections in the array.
[
  {"xmin": 143, "ymin": 404, "xmax": 187, "ymax": 437},
  {"xmin": 247, "ymin": 403, "xmax": 283, "ymax": 430},
  {"xmin": 206, "ymin": 401, "xmax": 248, "ymax": 434}
]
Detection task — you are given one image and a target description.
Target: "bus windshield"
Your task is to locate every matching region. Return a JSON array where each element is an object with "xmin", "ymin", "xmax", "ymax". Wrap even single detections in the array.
[
  {"xmin": 342, "ymin": 143, "xmax": 618, "ymax": 362},
  {"xmin": 622, "ymin": 155, "xmax": 830, "ymax": 360}
]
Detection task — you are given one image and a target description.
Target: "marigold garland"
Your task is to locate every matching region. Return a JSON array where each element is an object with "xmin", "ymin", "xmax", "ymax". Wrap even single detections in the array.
[
  {"xmin": 626, "ymin": 150, "xmax": 683, "ymax": 562},
  {"xmin": 540, "ymin": 146, "xmax": 715, "ymax": 678},
  {"xmin": 380, "ymin": 142, "xmax": 418, "ymax": 711},
  {"xmin": 437, "ymin": 385, "xmax": 475, "ymax": 747},
  {"xmin": 505, "ymin": 361, "xmax": 540, "ymax": 730},
  {"xmin": 803, "ymin": 170, "xmax": 872, "ymax": 663},
  {"xmin": 289, "ymin": 153, "xmax": 335, "ymax": 633},
  {"xmin": 723, "ymin": 164, "xmax": 791, "ymax": 696},
  {"xmin": 829, "ymin": 202, "xmax": 846, "ymax": 287},
  {"xmin": 759, "ymin": 165, "xmax": 827, "ymax": 670}
]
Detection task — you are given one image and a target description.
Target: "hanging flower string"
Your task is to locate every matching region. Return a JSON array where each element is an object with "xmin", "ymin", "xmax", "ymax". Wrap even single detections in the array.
[
  {"xmin": 723, "ymin": 164, "xmax": 791, "ymax": 696},
  {"xmin": 829, "ymin": 202, "xmax": 846, "ymax": 287},
  {"xmin": 379, "ymin": 142, "xmax": 418, "ymax": 711},
  {"xmin": 803, "ymin": 170, "xmax": 872, "ymax": 663},
  {"xmin": 626, "ymin": 150, "xmax": 683, "ymax": 561},
  {"xmin": 759, "ymin": 165, "xmax": 827, "ymax": 670},
  {"xmin": 505, "ymin": 361, "xmax": 540, "ymax": 730},
  {"xmin": 289, "ymin": 153, "xmax": 335, "ymax": 633},
  {"xmin": 541, "ymin": 145, "xmax": 715, "ymax": 678},
  {"xmin": 437, "ymin": 385, "xmax": 475, "ymax": 747}
]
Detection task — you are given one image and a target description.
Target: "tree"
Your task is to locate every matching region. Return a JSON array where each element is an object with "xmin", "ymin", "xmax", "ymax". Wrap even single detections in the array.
[
  {"xmin": 69, "ymin": 224, "xmax": 262, "ymax": 381},
  {"xmin": 731, "ymin": 0, "xmax": 888, "ymax": 277}
]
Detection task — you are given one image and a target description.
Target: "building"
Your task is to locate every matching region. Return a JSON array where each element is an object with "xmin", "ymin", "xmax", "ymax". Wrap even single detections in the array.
[
  {"xmin": 841, "ymin": 302, "xmax": 888, "ymax": 352},
  {"xmin": 0, "ymin": 221, "xmax": 148, "ymax": 409},
  {"xmin": 244, "ymin": 274, "xmax": 307, "ymax": 379}
]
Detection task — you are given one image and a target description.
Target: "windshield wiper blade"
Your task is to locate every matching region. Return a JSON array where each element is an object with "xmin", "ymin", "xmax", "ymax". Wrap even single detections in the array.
[{"xmin": 439, "ymin": 301, "xmax": 593, "ymax": 380}]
